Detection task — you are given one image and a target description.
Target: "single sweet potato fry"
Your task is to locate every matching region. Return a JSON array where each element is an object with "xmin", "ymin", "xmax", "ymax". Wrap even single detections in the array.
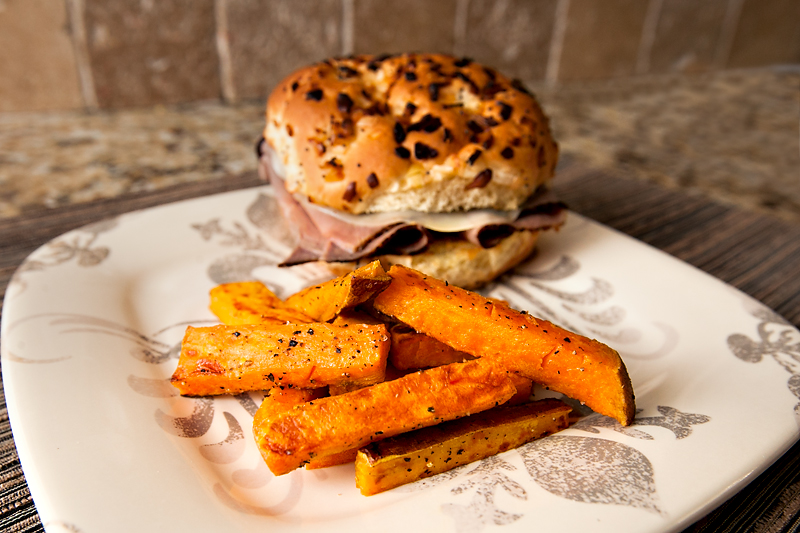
[
  {"xmin": 508, "ymin": 374, "xmax": 534, "ymax": 405},
  {"xmin": 284, "ymin": 260, "xmax": 391, "ymax": 322},
  {"xmin": 331, "ymin": 309, "xmax": 385, "ymax": 327},
  {"xmin": 210, "ymin": 281, "xmax": 314, "ymax": 325},
  {"xmin": 253, "ymin": 358, "xmax": 517, "ymax": 475},
  {"xmin": 372, "ymin": 265, "xmax": 635, "ymax": 426},
  {"xmin": 310, "ymin": 375, "xmax": 530, "ymax": 470},
  {"xmin": 355, "ymin": 399, "xmax": 571, "ymax": 495},
  {"xmin": 389, "ymin": 324, "xmax": 475, "ymax": 370},
  {"xmin": 171, "ymin": 323, "xmax": 388, "ymax": 396},
  {"xmin": 254, "ymin": 387, "xmax": 328, "ymax": 422},
  {"xmin": 305, "ymin": 448, "xmax": 359, "ymax": 470},
  {"xmin": 250, "ymin": 387, "xmax": 353, "ymax": 470}
]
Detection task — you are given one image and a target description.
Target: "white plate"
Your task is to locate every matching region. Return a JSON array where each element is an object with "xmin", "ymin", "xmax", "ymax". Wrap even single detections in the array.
[{"xmin": 2, "ymin": 186, "xmax": 799, "ymax": 533}]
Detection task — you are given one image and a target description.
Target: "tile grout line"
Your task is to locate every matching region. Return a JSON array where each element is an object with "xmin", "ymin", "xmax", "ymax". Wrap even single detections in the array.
[
  {"xmin": 714, "ymin": 0, "xmax": 745, "ymax": 69},
  {"xmin": 545, "ymin": 0, "xmax": 570, "ymax": 88},
  {"xmin": 342, "ymin": 0, "xmax": 354, "ymax": 56},
  {"xmin": 64, "ymin": 0, "xmax": 98, "ymax": 111},
  {"xmin": 452, "ymin": 0, "xmax": 469, "ymax": 58},
  {"xmin": 214, "ymin": 0, "xmax": 237, "ymax": 104},
  {"xmin": 635, "ymin": 0, "xmax": 663, "ymax": 75}
]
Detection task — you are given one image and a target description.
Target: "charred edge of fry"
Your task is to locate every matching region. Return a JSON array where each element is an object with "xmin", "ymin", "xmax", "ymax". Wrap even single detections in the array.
[
  {"xmin": 284, "ymin": 260, "xmax": 391, "ymax": 321},
  {"xmin": 355, "ymin": 399, "xmax": 572, "ymax": 495}
]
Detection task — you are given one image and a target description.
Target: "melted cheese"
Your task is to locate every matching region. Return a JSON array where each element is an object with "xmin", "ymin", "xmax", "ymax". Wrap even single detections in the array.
[{"xmin": 303, "ymin": 200, "xmax": 521, "ymax": 232}]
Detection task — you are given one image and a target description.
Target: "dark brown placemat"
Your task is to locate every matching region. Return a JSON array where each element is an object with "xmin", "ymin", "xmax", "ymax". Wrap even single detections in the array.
[{"xmin": 0, "ymin": 167, "xmax": 798, "ymax": 532}]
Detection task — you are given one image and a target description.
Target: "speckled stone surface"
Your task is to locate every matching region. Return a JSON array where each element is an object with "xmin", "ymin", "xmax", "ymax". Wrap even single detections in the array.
[
  {"xmin": 0, "ymin": 67, "xmax": 798, "ymax": 222},
  {"xmin": 0, "ymin": 103, "xmax": 265, "ymax": 218},
  {"xmin": 535, "ymin": 67, "xmax": 800, "ymax": 222}
]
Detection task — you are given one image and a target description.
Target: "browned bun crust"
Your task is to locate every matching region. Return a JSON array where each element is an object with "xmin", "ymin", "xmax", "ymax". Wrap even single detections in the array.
[{"xmin": 265, "ymin": 53, "xmax": 559, "ymax": 215}]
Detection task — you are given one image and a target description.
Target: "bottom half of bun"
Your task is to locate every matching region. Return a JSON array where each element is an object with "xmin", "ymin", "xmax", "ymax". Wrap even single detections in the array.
[
  {"xmin": 374, "ymin": 230, "xmax": 539, "ymax": 289},
  {"xmin": 281, "ymin": 229, "xmax": 540, "ymax": 290}
]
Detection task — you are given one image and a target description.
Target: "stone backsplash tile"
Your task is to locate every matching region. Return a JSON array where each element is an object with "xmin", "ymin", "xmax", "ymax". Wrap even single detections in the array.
[
  {"xmin": 1, "ymin": 0, "xmax": 799, "ymax": 113},
  {"xmin": 727, "ymin": 0, "xmax": 800, "ymax": 68},
  {"xmin": 226, "ymin": 0, "xmax": 342, "ymax": 102},
  {"xmin": 0, "ymin": 0, "xmax": 83, "ymax": 112},
  {"xmin": 461, "ymin": 0, "xmax": 556, "ymax": 82},
  {"xmin": 84, "ymin": 0, "xmax": 220, "ymax": 108},
  {"xmin": 352, "ymin": 0, "xmax": 457, "ymax": 55},
  {"xmin": 557, "ymin": 0, "xmax": 650, "ymax": 82},
  {"xmin": 647, "ymin": 0, "xmax": 728, "ymax": 74}
]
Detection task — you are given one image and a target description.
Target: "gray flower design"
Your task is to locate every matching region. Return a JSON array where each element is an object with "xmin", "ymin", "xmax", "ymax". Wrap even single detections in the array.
[
  {"xmin": 199, "ymin": 411, "xmax": 245, "ymax": 464},
  {"xmin": 192, "ymin": 196, "xmax": 291, "ymax": 284},
  {"xmin": 634, "ymin": 406, "xmax": 711, "ymax": 439},
  {"xmin": 12, "ymin": 224, "xmax": 112, "ymax": 288},
  {"xmin": 572, "ymin": 410, "xmax": 656, "ymax": 440},
  {"xmin": 728, "ymin": 305, "xmax": 800, "ymax": 415},
  {"xmin": 155, "ymin": 397, "xmax": 215, "ymax": 438},
  {"xmin": 207, "ymin": 253, "xmax": 277, "ymax": 285},
  {"xmin": 191, "ymin": 218, "xmax": 278, "ymax": 255},
  {"xmin": 519, "ymin": 435, "xmax": 664, "ymax": 515},
  {"xmin": 442, "ymin": 456, "xmax": 526, "ymax": 533}
]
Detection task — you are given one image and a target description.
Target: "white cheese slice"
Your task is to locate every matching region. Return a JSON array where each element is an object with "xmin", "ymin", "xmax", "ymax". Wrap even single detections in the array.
[{"xmin": 302, "ymin": 200, "xmax": 521, "ymax": 232}]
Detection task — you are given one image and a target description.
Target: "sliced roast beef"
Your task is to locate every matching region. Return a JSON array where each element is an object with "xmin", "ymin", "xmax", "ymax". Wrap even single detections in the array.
[
  {"xmin": 463, "ymin": 200, "xmax": 568, "ymax": 248},
  {"xmin": 267, "ymin": 159, "xmax": 430, "ymax": 265}
]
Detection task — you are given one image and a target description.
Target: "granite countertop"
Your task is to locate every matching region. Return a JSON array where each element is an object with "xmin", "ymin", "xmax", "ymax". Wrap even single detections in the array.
[{"xmin": 1, "ymin": 67, "xmax": 798, "ymax": 223}]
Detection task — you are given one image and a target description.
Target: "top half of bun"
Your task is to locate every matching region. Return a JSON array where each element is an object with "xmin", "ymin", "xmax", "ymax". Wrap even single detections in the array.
[{"xmin": 265, "ymin": 53, "xmax": 559, "ymax": 215}]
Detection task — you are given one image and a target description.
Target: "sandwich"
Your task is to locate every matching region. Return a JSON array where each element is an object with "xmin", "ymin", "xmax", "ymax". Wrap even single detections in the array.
[{"xmin": 256, "ymin": 53, "xmax": 566, "ymax": 288}]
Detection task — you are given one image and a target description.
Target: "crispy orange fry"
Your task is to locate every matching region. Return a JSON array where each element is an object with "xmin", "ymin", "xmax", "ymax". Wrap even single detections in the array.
[
  {"xmin": 389, "ymin": 324, "xmax": 475, "ymax": 370},
  {"xmin": 253, "ymin": 359, "xmax": 517, "ymax": 475},
  {"xmin": 311, "ymin": 377, "xmax": 534, "ymax": 472},
  {"xmin": 508, "ymin": 374, "xmax": 534, "ymax": 404},
  {"xmin": 305, "ymin": 449, "xmax": 359, "ymax": 470},
  {"xmin": 331, "ymin": 309, "xmax": 385, "ymax": 327},
  {"xmin": 171, "ymin": 323, "xmax": 388, "ymax": 396},
  {"xmin": 252, "ymin": 387, "xmax": 360, "ymax": 470},
  {"xmin": 258, "ymin": 387, "xmax": 327, "ymax": 409},
  {"xmin": 210, "ymin": 281, "xmax": 314, "ymax": 325},
  {"xmin": 372, "ymin": 265, "xmax": 635, "ymax": 426},
  {"xmin": 284, "ymin": 260, "xmax": 391, "ymax": 322}
]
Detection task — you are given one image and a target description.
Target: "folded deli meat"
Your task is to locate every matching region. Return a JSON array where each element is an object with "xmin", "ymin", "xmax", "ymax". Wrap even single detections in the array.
[{"xmin": 259, "ymin": 146, "xmax": 567, "ymax": 265}]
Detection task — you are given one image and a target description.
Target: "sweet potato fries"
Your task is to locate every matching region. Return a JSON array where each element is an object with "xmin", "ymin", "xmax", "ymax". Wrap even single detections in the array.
[{"xmin": 170, "ymin": 261, "xmax": 636, "ymax": 494}]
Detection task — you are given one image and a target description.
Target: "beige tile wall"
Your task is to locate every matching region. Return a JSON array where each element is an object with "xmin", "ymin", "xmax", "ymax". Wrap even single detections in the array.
[
  {"xmin": 1, "ymin": 0, "xmax": 798, "ymax": 112},
  {"xmin": 83, "ymin": 0, "xmax": 221, "ymax": 109},
  {"xmin": 0, "ymin": 0, "xmax": 84, "ymax": 112},
  {"xmin": 645, "ymin": 0, "xmax": 729, "ymax": 74}
]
